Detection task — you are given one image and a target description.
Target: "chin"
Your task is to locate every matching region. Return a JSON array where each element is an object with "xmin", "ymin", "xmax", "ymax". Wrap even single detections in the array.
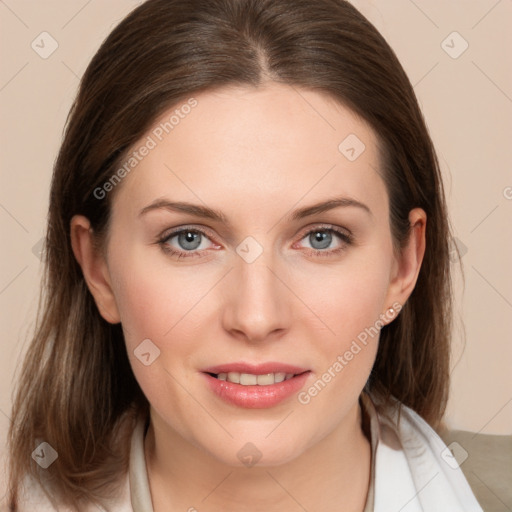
[{"xmin": 200, "ymin": 430, "xmax": 312, "ymax": 469}]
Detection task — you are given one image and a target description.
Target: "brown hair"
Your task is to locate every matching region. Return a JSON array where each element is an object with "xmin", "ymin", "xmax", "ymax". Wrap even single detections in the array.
[{"xmin": 6, "ymin": 0, "xmax": 453, "ymax": 509}]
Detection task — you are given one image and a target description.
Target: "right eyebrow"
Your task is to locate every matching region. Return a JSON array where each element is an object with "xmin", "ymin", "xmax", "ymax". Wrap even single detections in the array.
[{"xmin": 139, "ymin": 199, "xmax": 232, "ymax": 225}]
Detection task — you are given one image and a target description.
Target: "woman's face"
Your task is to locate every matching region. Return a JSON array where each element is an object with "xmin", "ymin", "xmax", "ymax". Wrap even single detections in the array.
[{"xmin": 89, "ymin": 83, "xmax": 418, "ymax": 466}]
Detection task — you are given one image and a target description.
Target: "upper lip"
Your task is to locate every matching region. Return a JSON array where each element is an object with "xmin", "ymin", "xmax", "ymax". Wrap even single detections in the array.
[{"xmin": 202, "ymin": 362, "xmax": 310, "ymax": 375}]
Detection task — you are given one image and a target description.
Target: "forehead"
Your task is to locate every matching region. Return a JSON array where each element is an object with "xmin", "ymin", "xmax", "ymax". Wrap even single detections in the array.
[{"xmin": 111, "ymin": 82, "xmax": 387, "ymax": 220}]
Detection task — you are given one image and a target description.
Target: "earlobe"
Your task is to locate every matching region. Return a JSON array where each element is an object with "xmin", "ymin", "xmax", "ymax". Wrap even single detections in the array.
[
  {"xmin": 383, "ymin": 208, "xmax": 427, "ymax": 319},
  {"xmin": 70, "ymin": 215, "xmax": 121, "ymax": 324}
]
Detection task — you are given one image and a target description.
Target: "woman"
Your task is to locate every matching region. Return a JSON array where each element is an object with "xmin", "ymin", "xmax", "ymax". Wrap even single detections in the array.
[{"xmin": 4, "ymin": 0, "xmax": 483, "ymax": 510}]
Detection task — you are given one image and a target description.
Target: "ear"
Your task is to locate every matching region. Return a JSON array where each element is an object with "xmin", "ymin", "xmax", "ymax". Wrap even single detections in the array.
[
  {"xmin": 70, "ymin": 215, "xmax": 121, "ymax": 324},
  {"xmin": 383, "ymin": 208, "xmax": 426, "ymax": 320}
]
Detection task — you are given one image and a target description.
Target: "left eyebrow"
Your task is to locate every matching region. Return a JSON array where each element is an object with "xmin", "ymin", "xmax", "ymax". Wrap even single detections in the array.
[{"xmin": 288, "ymin": 197, "xmax": 373, "ymax": 221}]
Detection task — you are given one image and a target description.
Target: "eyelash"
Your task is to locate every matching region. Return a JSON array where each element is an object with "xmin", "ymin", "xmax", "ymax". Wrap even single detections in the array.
[{"xmin": 156, "ymin": 225, "xmax": 354, "ymax": 260}]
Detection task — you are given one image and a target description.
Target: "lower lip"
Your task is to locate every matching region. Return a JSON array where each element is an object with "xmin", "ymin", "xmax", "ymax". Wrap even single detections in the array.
[{"xmin": 203, "ymin": 372, "xmax": 311, "ymax": 408}]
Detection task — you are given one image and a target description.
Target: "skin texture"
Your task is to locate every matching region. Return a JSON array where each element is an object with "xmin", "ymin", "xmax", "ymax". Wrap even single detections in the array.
[{"xmin": 71, "ymin": 82, "xmax": 426, "ymax": 511}]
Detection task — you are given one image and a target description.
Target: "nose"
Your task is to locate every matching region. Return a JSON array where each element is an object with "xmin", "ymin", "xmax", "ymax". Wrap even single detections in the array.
[{"xmin": 221, "ymin": 250, "xmax": 291, "ymax": 343}]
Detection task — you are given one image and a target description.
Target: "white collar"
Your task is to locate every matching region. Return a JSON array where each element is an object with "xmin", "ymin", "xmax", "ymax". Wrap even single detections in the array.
[{"xmin": 362, "ymin": 392, "xmax": 483, "ymax": 511}]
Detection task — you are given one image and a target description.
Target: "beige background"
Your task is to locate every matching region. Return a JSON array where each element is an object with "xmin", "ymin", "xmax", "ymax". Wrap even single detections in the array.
[{"xmin": 0, "ymin": 2, "xmax": 511, "ymax": 488}]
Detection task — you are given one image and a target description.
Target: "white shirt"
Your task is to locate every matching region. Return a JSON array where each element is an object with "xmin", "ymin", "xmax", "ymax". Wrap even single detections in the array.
[{"xmin": 10, "ymin": 392, "xmax": 483, "ymax": 511}]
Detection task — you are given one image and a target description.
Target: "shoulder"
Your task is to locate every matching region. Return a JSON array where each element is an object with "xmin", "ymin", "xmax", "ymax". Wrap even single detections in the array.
[{"xmin": 364, "ymin": 392, "xmax": 484, "ymax": 512}]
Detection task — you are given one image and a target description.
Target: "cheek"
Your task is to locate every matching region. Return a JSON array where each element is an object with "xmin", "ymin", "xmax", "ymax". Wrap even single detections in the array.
[
  {"xmin": 109, "ymin": 253, "xmax": 207, "ymax": 420},
  {"xmin": 333, "ymin": 267, "xmax": 390, "ymax": 338},
  {"xmin": 297, "ymin": 248, "xmax": 393, "ymax": 343},
  {"xmin": 293, "ymin": 277, "xmax": 386, "ymax": 430},
  {"xmin": 294, "ymin": 245, "xmax": 393, "ymax": 398},
  {"xmin": 108, "ymin": 248, "xmax": 223, "ymax": 419},
  {"xmin": 109, "ymin": 245, "xmax": 205, "ymax": 345}
]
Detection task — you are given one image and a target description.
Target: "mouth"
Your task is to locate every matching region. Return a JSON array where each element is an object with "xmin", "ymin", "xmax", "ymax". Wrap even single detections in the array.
[{"xmin": 201, "ymin": 363, "xmax": 311, "ymax": 408}]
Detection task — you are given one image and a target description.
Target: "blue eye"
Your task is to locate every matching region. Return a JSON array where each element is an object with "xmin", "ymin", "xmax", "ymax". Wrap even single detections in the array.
[
  {"xmin": 298, "ymin": 227, "xmax": 353, "ymax": 256},
  {"xmin": 309, "ymin": 230, "xmax": 333, "ymax": 250},
  {"xmin": 175, "ymin": 230, "xmax": 203, "ymax": 250},
  {"xmin": 159, "ymin": 228, "xmax": 215, "ymax": 258}
]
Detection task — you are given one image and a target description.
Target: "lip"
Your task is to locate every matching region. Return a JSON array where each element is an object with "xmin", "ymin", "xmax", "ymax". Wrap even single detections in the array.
[{"xmin": 201, "ymin": 362, "xmax": 311, "ymax": 409}]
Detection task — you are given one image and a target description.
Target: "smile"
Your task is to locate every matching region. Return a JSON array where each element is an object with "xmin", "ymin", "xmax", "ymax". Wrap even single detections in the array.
[{"xmin": 201, "ymin": 363, "xmax": 311, "ymax": 408}]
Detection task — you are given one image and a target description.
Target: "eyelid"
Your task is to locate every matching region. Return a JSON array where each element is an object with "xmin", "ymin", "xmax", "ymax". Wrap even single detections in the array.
[
  {"xmin": 295, "ymin": 223, "xmax": 353, "ymax": 241},
  {"xmin": 158, "ymin": 224, "xmax": 218, "ymax": 242}
]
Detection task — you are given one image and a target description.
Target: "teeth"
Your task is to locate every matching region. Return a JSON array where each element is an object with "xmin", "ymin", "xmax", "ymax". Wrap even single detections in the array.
[
  {"xmin": 215, "ymin": 372, "xmax": 295, "ymax": 385},
  {"xmin": 227, "ymin": 372, "xmax": 240, "ymax": 383},
  {"xmin": 257, "ymin": 373, "xmax": 274, "ymax": 385},
  {"xmin": 240, "ymin": 373, "xmax": 257, "ymax": 385},
  {"xmin": 274, "ymin": 372, "xmax": 286, "ymax": 383}
]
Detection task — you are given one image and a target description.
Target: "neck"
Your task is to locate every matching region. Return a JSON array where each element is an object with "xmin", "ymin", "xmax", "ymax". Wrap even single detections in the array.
[{"xmin": 144, "ymin": 401, "xmax": 371, "ymax": 512}]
